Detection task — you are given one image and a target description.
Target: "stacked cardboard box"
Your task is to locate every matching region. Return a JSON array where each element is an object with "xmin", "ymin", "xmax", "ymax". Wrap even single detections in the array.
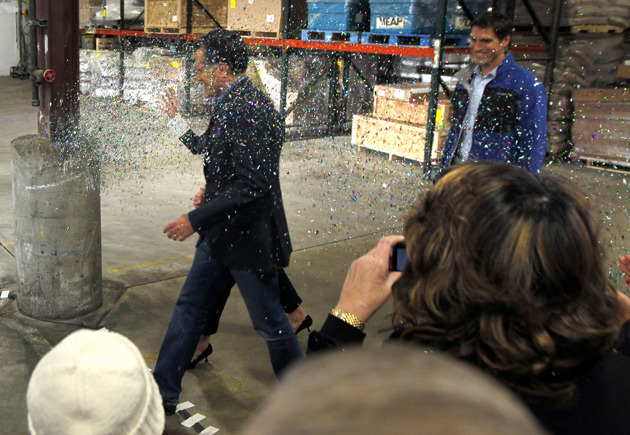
[
  {"xmin": 80, "ymin": 0, "xmax": 101, "ymax": 24},
  {"xmin": 572, "ymin": 88, "xmax": 630, "ymax": 166},
  {"xmin": 145, "ymin": 0, "xmax": 227, "ymax": 34},
  {"xmin": 227, "ymin": 0, "xmax": 307, "ymax": 39},
  {"xmin": 352, "ymin": 83, "xmax": 452, "ymax": 163}
]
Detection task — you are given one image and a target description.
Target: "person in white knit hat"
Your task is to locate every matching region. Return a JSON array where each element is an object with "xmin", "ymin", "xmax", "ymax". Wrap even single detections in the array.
[{"xmin": 26, "ymin": 328, "xmax": 164, "ymax": 435}]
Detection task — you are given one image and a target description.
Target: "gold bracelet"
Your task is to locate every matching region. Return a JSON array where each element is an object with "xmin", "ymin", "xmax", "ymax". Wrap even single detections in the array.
[{"xmin": 330, "ymin": 308, "xmax": 366, "ymax": 331}]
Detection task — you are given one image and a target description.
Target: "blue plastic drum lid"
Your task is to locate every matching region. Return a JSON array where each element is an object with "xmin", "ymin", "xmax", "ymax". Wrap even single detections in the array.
[
  {"xmin": 369, "ymin": 0, "xmax": 491, "ymax": 34},
  {"xmin": 307, "ymin": 0, "xmax": 370, "ymax": 31}
]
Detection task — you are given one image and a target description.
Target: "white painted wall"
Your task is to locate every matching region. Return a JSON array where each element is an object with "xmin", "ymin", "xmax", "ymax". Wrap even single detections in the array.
[{"xmin": 0, "ymin": 1, "xmax": 18, "ymax": 76}]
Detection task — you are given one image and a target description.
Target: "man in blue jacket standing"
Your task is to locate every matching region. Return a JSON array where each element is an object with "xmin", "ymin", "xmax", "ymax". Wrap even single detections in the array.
[
  {"xmin": 437, "ymin": 11, "xmax": 547, "ymax": 175},
  {"xmin": 153, "ymin": 29, "xmax": 303, "ymax": 414}
]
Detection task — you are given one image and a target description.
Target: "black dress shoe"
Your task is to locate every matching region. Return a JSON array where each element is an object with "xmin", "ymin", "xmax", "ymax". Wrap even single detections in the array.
[
  {"xmin": 189, "ymin": 343, "xmax": 213, "ymax": 369},
  {"xmin": 163, "ymin": 402, "xmax": 177, "ymax": 416},
  {"xmin": 295, "ymin": 315, "xmax": 313, "ymax": 335}
]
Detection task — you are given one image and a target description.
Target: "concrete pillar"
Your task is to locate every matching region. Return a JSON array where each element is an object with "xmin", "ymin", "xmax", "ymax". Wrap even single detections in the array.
[{"xmin": 11, "ymin": 134, "xmax": 102, "ymax": 320}]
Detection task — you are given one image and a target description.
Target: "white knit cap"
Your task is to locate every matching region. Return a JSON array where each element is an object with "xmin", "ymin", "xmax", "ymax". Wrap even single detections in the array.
[{"xmin": 26, "ymin": 329, "xmax": 164, "ymax": 435}]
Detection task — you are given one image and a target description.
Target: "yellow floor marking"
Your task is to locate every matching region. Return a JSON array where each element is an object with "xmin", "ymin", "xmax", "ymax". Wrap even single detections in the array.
[{"xmin": 107, "ymin": 254, "xmax": 194, "ymax": 274}]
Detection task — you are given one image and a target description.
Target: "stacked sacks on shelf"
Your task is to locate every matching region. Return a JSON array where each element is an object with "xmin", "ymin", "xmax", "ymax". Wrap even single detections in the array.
[
  {"xmin": 546, "ymin": 82, "xmax": 574, "ymax": 157},
  {"xmin": 557, "ymin": 35, "xmax": 628, "ymax": 88},
  {"xmin": 512, "ymin": 0, "xmax": 570, "ymax": 27},
  {"xmin": 79, "ymin": 50, "xmax": 93, "ymax": 95},
  {"xmin": 82, "ymin": 50, "xmax": 121, "ymax": 98},
  {"xmin": 123, "ymin": 52, "xmax": 153, "ymax": 104},
  {"xmin": 565, "ymin": 0, "xmax": 630, "ymax": 28},
  {"xmin": 124, "ymin": 47, "xmax": 179, "ymax": 105},
  {"xmin": 253, "ymin": 55, "xmax": 376, "ymax": 132},
  {"xmin": 78, "ymin": 46, "xmax": 208, "ymax": 113},
  {"xmin": 539, "ymin": 34, "xmax": 629, "ymax": 156}
]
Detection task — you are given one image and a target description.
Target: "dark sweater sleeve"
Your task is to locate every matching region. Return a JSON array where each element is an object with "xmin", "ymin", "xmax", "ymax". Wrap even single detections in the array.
[
  {"xmin": 306, "ymin": 314, "xmax": 366, "ymax": 355},
  {"xmin": 615, "ymin": 320, "xmax": 630, "ymax": 356}
]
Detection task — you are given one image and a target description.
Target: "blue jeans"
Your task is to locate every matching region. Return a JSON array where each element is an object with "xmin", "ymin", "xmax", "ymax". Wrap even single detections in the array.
[{"xmin": 153, "ymin": 239, "xmax": 303, "ymax": 404}]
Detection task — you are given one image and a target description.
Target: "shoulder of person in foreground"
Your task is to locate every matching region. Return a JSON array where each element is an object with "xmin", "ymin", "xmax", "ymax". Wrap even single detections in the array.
[{"xmin": 240, "ymin": 345, "xmax": 548, "ymax": 435}]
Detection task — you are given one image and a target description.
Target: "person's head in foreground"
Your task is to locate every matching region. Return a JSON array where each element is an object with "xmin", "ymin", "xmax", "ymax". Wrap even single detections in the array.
[
  {"xmin": 394, "ymin": 162, "xmax": 620, "ymax": 406},
  {"xmin": 240, "ymin": 345, "xmax": 547, "ymax": 434},
  {"xmin": 26, "ymin": 329, "xmax": 164, "ymax": 435}
]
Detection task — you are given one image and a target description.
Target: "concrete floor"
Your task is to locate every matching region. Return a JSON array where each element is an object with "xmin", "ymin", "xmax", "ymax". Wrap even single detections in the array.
[{"xmin": 1, "ymin": 75, "xmax": 630, "ymax": 435}]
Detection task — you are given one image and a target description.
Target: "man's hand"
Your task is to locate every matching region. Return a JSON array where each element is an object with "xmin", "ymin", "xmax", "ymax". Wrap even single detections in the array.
[
  {"xmin": 620, "ymin": 255, "xmax": 630, "ymax": 286},
  {"xmin": 163, "ymin": 87, "xmax": 178, "ymax": 119},
  {"xmin": 335, "ymin": 235, "xmax": 405, "ymax": 324},
  {"xmin": 192, "ymin": 186, "xmax": 206, "ymax": 209},
  {"xmin": 164, "ymin": 214, "xmax": 194, "ymax": 242}
]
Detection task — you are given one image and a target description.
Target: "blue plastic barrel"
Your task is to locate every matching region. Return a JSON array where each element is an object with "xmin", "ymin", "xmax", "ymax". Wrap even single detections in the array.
[{"xmin": 369, "ymin": 0, "xmax": 491, "ymax": 34}]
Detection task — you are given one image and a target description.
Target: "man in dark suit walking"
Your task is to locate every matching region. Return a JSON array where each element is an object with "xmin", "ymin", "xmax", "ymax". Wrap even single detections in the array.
[{"xmin": 153, "ymin": 29, "xmax": 303, "ymax": 414}]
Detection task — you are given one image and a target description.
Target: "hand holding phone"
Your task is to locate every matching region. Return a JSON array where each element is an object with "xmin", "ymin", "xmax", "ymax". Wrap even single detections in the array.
[{"xmin": 335, "ymin": 236, "xmax": 404, "ymax": 324}]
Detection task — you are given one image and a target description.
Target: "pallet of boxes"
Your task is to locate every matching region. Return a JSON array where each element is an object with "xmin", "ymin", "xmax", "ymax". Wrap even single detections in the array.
[
  {"xmin": 227, "ymin": 0, "xmax": 307, "ymax": 39},
  {"xmin": 352, "ymin": 83, "xmax": 451, "ymax": 164},
  {"xmin": 571, "ymin": 88, "xmax": 630, "ymax": 172},
  {"xmin": 145, "ymin": 0, "xmax": 227, "ymax": 34}
]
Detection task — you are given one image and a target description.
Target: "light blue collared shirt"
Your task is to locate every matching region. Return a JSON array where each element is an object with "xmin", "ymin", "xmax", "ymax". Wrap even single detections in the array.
[{"xmin": 459, "ymin": 65, "xmax": 497, "ymax": 161}]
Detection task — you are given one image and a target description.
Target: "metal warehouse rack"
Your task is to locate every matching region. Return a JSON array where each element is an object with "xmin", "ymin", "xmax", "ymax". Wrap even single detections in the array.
[{"xmin": 84, "ymin": 0, "xmax": 559, "ymax": 173}]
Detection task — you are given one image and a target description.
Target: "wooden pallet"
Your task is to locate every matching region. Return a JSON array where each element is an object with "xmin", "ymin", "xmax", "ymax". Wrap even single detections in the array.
[
  {"xmin": 571, "ymin": 25, "xmax": 625, "ymax": 34},
  {"xmin": 356, "ymin": 144, "xmax": 440, "ymax": 164},
  {"xmin": 361, "ymin": 32, "xmax": 469, "ymax": 47},
  {"xmin": 144, "ymin": 26, "xmax": 215, "ymax": 35},
  {"xmin": 233, "ymin": 30, "xmax": 283, "ymax": 39},
  {"xmin": 95, "ymin": 36, "xmax": 118, "ymax": 50},
  {"xmin": 301, "ymin": 29, "xmax": 362, "ymax": 44},
  {"xmin": 577, "ymin": 155, "xmax": 630, "ymax": 174}
]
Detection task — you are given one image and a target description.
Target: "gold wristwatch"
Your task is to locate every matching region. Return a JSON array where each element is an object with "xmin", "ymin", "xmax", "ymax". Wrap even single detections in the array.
[{"xmin": 330, "ymin": 308, "xmax": 366, "ymax": 331}]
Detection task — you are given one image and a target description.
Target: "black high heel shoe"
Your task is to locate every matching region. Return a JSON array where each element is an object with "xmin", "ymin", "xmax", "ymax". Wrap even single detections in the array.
[
  {"xmin": 189, "ymin": 343, "xmax": 213, "ymax": 369},
  {"xmin": 295, "ymin": 315, "xmax": 313, "ymax": 335}
]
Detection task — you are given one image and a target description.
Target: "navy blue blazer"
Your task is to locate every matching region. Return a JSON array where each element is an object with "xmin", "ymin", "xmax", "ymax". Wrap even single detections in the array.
[{"xmin": 180, "ymin": 77, "xmax": 291, "ymax": 273}]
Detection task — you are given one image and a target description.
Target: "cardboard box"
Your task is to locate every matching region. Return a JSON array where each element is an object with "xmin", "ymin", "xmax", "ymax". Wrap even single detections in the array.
[
  {"xmin": 618, "ymin": 64, "xmax": 630, "ymax": 80},
  {"xmin": 572, "ymin": 87, "xmax": 630, "ymax": 162},
  {"xmin": 574, "ymin": 101, "xmax": 630, "ymax": 122},
  {"xmin": 145, "ymin": 0, "xmax": 227, "ymax": 34},
  {"xmin": 227, "ymin": 0, "xmax": 307, "ymax": 38},
  {"xmin": 80, "ymin": 0, "xmax": 101, "ymax": 24},
  {"xmin": 351, "ymin": 114, "xmax": 444, "ymax": 163},
  {"xmin": 572, "ymin": 119, "xmax": 630, "ymax": 163},
  {"xmin": 572, "ymin": 88, "xmax": 630, "ymax": 103},
  {"xmin": 373, "ymin": 96, "xmax": 451, "ymax": 127}
]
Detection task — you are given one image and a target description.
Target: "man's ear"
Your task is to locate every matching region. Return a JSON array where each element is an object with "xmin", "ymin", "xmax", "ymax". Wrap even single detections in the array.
[{"xmin": 501, "ymin": 35, "xmax": 511, "ymax": 49}]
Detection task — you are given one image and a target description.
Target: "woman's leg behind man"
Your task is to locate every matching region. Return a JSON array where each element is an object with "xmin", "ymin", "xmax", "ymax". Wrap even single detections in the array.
[{"xmin": 232, "ymin": 268, "xmax": 304, "ymax": 377}]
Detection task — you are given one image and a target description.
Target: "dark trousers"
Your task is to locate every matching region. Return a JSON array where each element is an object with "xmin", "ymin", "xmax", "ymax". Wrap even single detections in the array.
[{"xmin": 153, "ymin": 239, "xmax": 303, "ymax": 404}]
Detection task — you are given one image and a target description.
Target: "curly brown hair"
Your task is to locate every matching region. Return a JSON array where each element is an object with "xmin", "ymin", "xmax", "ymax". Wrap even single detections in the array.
[{"xmin": 392, "ymin": 162, "xmax": 620, "ymax": 406}]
